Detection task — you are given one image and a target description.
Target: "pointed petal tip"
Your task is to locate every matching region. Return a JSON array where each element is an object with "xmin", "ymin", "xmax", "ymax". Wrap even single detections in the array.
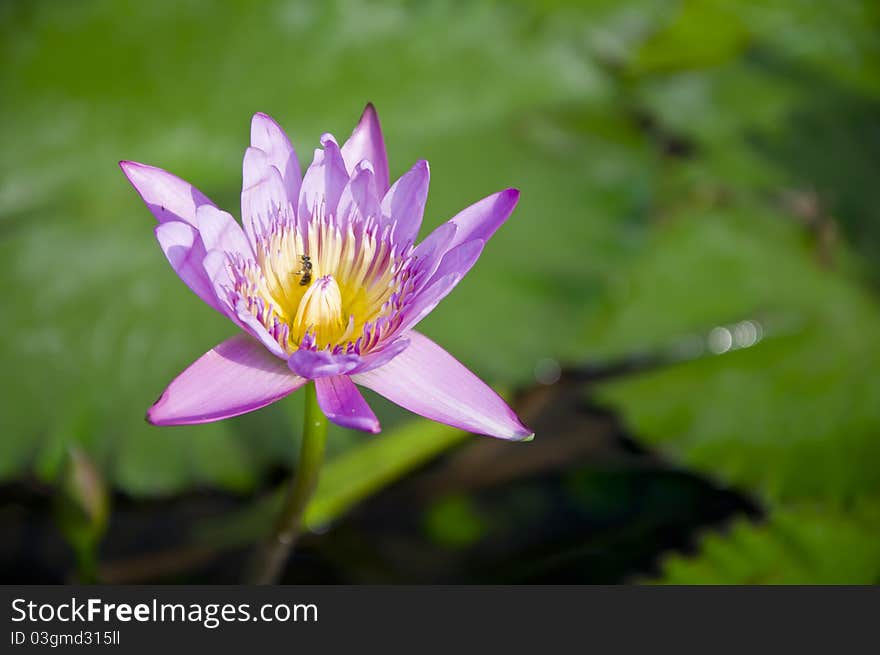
[
  {"xmin": 479, "ymin": 421, "xmax": 533, "ymax": 442},
  {"xmin": 440, "ymin": 186, "xmax": 522, "ymax": 252},
  {"xmin": 119, "ymin": 160, "xmax": 136, "ymax": 183},
  {"xmin": 119, "ymin": 160, "xmax": 161, "ymax": 175},
  {"xmin": 503, "ymin": 410, "xmax": 533, "ymax": 441},
  {"xmin": 494, "ymin": 187, "xmax": 520, "ymax": 212},
  {"xmin": 251, "ymin": 110, "xmax": 274, "ymax": 123},
  {"xmin": 355, "ymin": 159, "xmax": 375, "ymax": 174},
  {"xmin": 476, "ymin": 414, "xmax": 533, "ymax": 441},
  {"xmin": 351, "ymin": 415, "xmax": 383, "ymax": 435},
  {"xmin": 320, "ymin": 132, "xmax": 340, "ymax": 147},
  {"xmin": 145, "ymin": 391, "xmax": 169, "ymax": 426},
  {"xmin": 518, "ymin": 430, "xmax": 535, "ymax": 442},
  {"xmin": 355, "ymin": 103, "xmax": 380, "ymax": 128},
  {"xmin": 342, "ymin": 103, "xmax": 390, "ymax": 192},
  {"xmin": 250, "ymin": 112, "xmax": 285, "ymax": 139},
  {"xmin": 118, "ymin": 159, "xmax": 146, "ymax": 180},
  {"xmin": 315, "ymin": 375, "xmax": 381, "ymax": 433},
  {"xmin": 325, "ymin": 413, "xmax": 381, "ymax": 434},
  {"xmin": 146, "ymin": 388, "xmax": 190, "ymax": 426},
  {"xmin": 119, "ymin": 159, "xmax": 216, "ymax": 228}
]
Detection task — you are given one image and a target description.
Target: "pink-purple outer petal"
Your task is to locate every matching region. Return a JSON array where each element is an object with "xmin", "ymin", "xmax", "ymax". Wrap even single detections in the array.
[
  {"xmin": 337, "ymin": 161, "xmax": 380, "ymax": 229},
  {"xmin": 119, "ymin": 161, "xmax": 215, "ymax": 226},
  {"xmin": 340, "ymin": 103, "xmax": 390, "ymax": 194},
  {"xmin": 154, "ymin": 221, "xmax": 224, "ymax": 313},
  {"xmin": 201, "ymin": 250, "xmax": 289, "ymax": 359},
  {"xmin": 445, "ymin": 188, "xmax": 520, "ymax": 252},
  {"xmin": 299, "ymin": 134, "xmax": 348, "ymax": 224},
  {"xmin": 427, "ymin": 238, "xmax": 485, "ymax": 289},
  {"xmin": 398, "ymin": 272, "xmax": 460, "ymax": 334},
  {"xmin": 352, "ymin": 331, "xmax": 532, "ymax": 440},
  {"xmin": 411, "ymin": 222, "xmax": 457, "ymax": 285},
  {"xmin": 250, "ymin": 112, "xmax": 302, "ymax": 207},
  {"xmin": 315, "ymin": 376, "xmax": 381, "ymax": 434},
  {"xmin": 241, "ymin": 148, "xmax": 290, "ymax": 244},
  {"xmin": 147, "ymin": 334, "xmax": 305, "ymax": 425},
  {"xmin": 196, "ymin": 205, "xmax": 253, "ymax": 258},
  {"xmin": 381, "ymin": 159, "xmax": 429, "ymax": 245},
  {"xmin": 398, "ymin": 240, "xmax": 485, "ymax": 333}
]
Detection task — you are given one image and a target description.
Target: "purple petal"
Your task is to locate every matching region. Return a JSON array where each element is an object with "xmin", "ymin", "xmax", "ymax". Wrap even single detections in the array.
[
  {"xmin": 427, "ymin": 238, "xmax": 485, "ymax": 287},
  {"xmin": 120, "ymin": 161, "xmax": 215, "ymax": 227},
  {"xmin": 148, "ymin": 334, "xmax": 305, "ymax": 425},
  {"xmin": 231, "ymin": 301, "xmax": 289, "ymax": 359},
  {"xmin": 397, "ymin": 272, "xmax": 458, "ymax": 333},
  {"xmin": 336, "ymin": 161, "xmax": 380, "ymax": 229},
  {"xmin": 241, "ymin": 147, "xmax": 290, "ymax": 244},
  {"xmin": 287, "ymin": 347, "xmax": 362, "ymax": 379},
  {"xmin": 340, "ymin": 103, "xmax": 390, "ymax": 194},
  {"xmin": 446, "ymin": 188, "xmax": 520, "ymax": 251},
  {"xmin": 315, "ymin": 375, "xmax": 380, "ymax": 434},
  {"xmin": 381, "ymin": 160, "xmax": 429, "ymax": 245},
  {"xmin": 352, "ymin": 331, "xmax": 532, "ymax": 440},
  {"xmin": 350, "ymin": 337, "xmax": 410, "ymax": 374},
  {"xmin": 398, "ymin": 240, "xmax": 485, "ymax": 332},
  {"xmin": 250, "ymin": 112, "xmax": 302, "ymax": 207},
  {"xmin": 154, "ymin": 221, "xmax": 223, "ymax": 313},
  {"xmin": 196, "ymin": 205, "xmax": 252, "ymax": 258},
  {"xmin": 298, "ymin": 134, "xmax": 349, "ymax": 224},
  {"xmin": 201, "ymin": 250, "xmax": 288, "ymax": 359},
  {"xmin": 412, "ymin": 221, "xmax": 457, "ymax": 284}
]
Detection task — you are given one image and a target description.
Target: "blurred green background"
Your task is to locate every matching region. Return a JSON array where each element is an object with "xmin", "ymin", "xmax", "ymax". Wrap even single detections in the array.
[{"xmin": 2, "ymin": 0, "xmax": 879, "ymax": 584}]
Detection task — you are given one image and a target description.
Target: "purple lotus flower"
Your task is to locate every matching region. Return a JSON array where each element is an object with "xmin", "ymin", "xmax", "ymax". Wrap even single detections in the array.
[{"xmin": 120, "ymin": 105, "xmax": 532, "ymax": 440}]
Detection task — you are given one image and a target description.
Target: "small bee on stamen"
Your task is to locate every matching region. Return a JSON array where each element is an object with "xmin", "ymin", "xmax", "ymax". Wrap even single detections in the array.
[{"xmin": 295, "ymin": 254, "xmax": 313, "ymax": 286}]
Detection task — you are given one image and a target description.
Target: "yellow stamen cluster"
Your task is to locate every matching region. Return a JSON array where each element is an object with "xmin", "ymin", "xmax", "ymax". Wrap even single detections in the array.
[{"xmin": 230, "ymin": 214, "xmax": 409, "ymax": 354}]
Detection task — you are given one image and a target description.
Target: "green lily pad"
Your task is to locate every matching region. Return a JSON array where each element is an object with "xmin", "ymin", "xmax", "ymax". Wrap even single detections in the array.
[
  {"xmin": 591, "ymin": 208, "xmax": 880, "ymax": 504},
  {"xmin": 652, "ymin": 501, "xmax": 880, "ymax": 584}
]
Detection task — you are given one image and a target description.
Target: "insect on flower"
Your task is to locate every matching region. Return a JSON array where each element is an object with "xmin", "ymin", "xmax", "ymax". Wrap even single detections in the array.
[
  {"xmin": 120, "ymin": 104, "xmax": 532, "ymax": 440},
  {"xmin": 296, "ymin": 255, "xmax": 312, "ymax": 286}
]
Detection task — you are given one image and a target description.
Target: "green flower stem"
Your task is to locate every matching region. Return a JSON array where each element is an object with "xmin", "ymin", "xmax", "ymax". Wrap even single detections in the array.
[
  {"xmin": 247, "ymin": 381, "xmax": 327, "ymax": 584},
  {"xmin": 73, "ymin": 540, "xmax": 99, "ymax": 584}
]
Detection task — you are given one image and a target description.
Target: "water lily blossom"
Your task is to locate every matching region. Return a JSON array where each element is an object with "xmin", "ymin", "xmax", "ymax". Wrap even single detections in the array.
[{"xmin": 121, "ymin": 105, "xmax": 532, "ymax": 440}]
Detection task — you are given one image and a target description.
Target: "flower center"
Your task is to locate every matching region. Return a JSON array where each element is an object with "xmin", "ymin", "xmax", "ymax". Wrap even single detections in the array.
[
  {"xmin": 226, "ymin": 211, "xmax": 414, "ymax": 355},
  {"xmin": 292, "ymin": 275, "xmax": 352, "ymax": 345}
]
